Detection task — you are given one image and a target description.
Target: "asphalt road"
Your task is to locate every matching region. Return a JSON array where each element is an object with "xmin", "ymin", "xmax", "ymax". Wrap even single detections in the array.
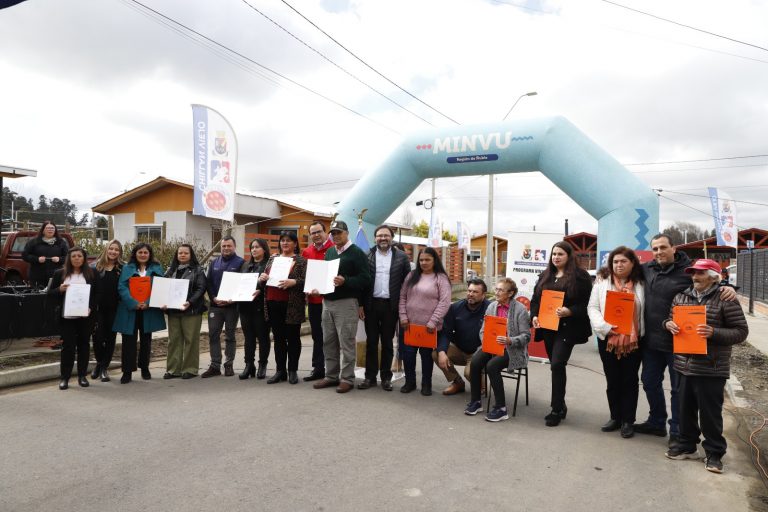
[{"xmin": 0, "ymin": 339, "xmax": 760, "ymax": 512}]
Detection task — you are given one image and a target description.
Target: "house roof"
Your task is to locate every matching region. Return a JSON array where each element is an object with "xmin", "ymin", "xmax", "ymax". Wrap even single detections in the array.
[{"xmin": 675, "ymin": 227, "xmax": 768, "ymax": 250}]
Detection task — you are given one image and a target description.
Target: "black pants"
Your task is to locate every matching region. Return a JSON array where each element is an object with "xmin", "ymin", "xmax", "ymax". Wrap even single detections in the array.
[
  {"xmin": 364, "ymin": 298, "xmax": 397, "ymax": 381},
  {"xmin": 678, "ymin": 374, "xmax": 727, "ymax": 457},
  {"xmin": 401, "ymin": 344, "xmax": 434, "ymax": 385},
  {"xmin": 308, "ymin": 302, "xmax": 324, "ymax": 370},
  {"xmin": 267, "ymin": 301, "xmax": 301, "ymax": 372},
  {"xmin": 543, "ymin": 333, "xmax": 574, "ymax": 412},
  {"xmin": 60, "ymin": 317, "xmax": 93, "ymax": 378},
  {"xmin": 470, "ymin": 350, "xmax": 509, "ymax": 407},
  {"xmin": 240, "ymin": 302, "xmax": 270, "ymax": 365},
  {"xmin": 92, "ymin": 306, "xmax": 118, "ymax": 368},
  {"xmin": 598, "ymin": 339, "xmax": 642, "ymax": 423},
  {"xmin": 121, "ymin": 310, "xmax": 152, "ymax": 373}
]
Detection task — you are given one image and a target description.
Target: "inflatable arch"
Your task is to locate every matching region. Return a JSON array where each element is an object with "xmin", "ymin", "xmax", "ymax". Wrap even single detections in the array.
[{"xmin": 336, "ymin": 116, "xmax": 658, "ymax": 257}]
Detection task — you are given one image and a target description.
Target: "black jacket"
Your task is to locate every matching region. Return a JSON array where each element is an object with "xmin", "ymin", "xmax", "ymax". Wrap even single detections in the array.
[
  {"xmin": 363, "ymin": 247, "xmax": 411, "ymax": 314},
  {"xmin": 530, "ymin": 268, "xmax": 593, "ymax": 344},
  {"xmin": 47, "ymin": 268, "xmax": 99, "ymax": 318},
  {"xmin": 239, "ymin": 258, "xmax": 268, "ymax": 313},
  {"xmin": 641, "ymin": 252, "xmax": 692, "ymax": 352},
  {"xmin": 22, "ymin": 236, "xmax": 69, "ymax": 285},
  {"xmin": 164, "ymin": 265, "xmax": 208, "ymax": 316}
]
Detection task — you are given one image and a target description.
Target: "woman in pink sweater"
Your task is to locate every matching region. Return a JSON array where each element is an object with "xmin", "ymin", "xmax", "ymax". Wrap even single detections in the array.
[{"xmin": 399, "ymin": 247, "xmax": 452, "ymax": 395}]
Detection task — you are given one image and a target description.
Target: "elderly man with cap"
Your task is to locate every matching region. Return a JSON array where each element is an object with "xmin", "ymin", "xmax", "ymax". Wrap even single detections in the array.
[{"xmin": 313, "ymin": 220, "xmax": 371, "ymax": 393}]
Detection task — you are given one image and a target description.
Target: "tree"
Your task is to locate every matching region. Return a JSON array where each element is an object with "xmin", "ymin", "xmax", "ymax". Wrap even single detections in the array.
[
  {"xmin": 662, "ymin": 221, "xmax": 711, "ymax": 245},
  {"xmin": 37, "ymin": 195, "xmax": 49, "ymax": 212},
  {"xmin": 412, "ymin": 220, "xmax": 429, "ymax": 237}
]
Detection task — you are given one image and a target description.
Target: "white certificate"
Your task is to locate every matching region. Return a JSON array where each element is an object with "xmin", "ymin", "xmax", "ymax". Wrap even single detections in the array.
[
  {"xmin": 266, "ymin": 256, "xmax": 294, "ymax": 287},
  {"xmin": 63, "ymin": 283, "xmax": 91, "ymax": 318},
  {"xmin": 217, "ymin": 272, "xmax": 260, "ymax": 302},
  {"xmin": 303, "ymin": 258, "xmax": 340, "ymax": 295},
  {"xmin": 149, "ymin": 277, "xmax": 190, "ymax": 309}
]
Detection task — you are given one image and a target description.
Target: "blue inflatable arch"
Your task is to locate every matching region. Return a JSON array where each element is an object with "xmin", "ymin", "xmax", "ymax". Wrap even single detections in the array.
[{"xmin": 336, "ymin": 116, "xmax": 658, "ymax": 256}]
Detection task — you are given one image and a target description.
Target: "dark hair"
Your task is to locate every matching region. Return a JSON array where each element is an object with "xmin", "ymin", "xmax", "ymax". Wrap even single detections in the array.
[
  {"xmin": 168, "ymin": 243, "xmax": 200, "ymax": 273},
  {"xmin": 534, "ymin": 241, "xmax": 580, "ymax": 296},
  {"xmin": 129, "ymin": 242, "xmax": 157, "ymax": 267},
  {"xmin": 599, "ymin": 246, "xmax": 644, "ymax": 283},
  {"xmin": 309, "ymin": 221, "xmax": 326, "ymax": 232},
  {"xmin": 467, "ymin": 277, "xmax": 488, "ymax": 293},
  {"xmin": 392, "ymin": 242, "xmax": 406, "ymax": 252},
  {"xmin": 279, "ymin": 231, "xmax": 299, "ymax": 254},
  {"xmin": 374, "ymin": 224, "xmax": 395, "ymax": 237},
  {"xmin": 37, "ymin": 220, "xmax": 60, "ymax": 239},
  {"xmin": 406, "ymin": 247, "xmax": 447, "ymax": 290},
  {"xmin": 249, "ymin": 237, "xmax": 271, "ymax": 260},
  {"xmin": 220, "ymin": 235, "xmax": 236, "ymax": 246},
  {"xmin": 63, "ymin": 246, "xmax": 94, "ymax": 281},
  {"xmin": 651, "ymin": 233, "xmax": 672, "ymax": 246}
]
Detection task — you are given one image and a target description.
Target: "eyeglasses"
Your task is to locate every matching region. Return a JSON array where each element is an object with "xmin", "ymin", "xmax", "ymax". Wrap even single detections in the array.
[{"xmin": 494, "ymin": 288, "xmax": 513, "ymax": 293}]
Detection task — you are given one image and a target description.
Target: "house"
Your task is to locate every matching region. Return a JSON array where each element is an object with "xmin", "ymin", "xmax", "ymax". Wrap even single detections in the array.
[
  {"xmin": 674, "ymin": 228, "xmax": 768, "ymax": 267},
  {"xmin": 466, "ymin": 234, "xmax": 507, "ymax": 277}
]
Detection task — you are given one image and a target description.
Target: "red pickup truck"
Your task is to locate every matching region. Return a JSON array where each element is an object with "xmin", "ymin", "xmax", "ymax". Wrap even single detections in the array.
[{"xmin": 0, "ymin": 231, "xmax": 79, "ymax": 285}]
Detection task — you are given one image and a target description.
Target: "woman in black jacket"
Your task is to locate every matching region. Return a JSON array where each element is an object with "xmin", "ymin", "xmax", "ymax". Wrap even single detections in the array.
[
  {"xmin": 530, "ymin": 241, "xmax": 593, "ymax": 426},
  {"xmin": 163, "ymin": 244, "xmax": 207, "ymax": 379},
  {"xmin": 90, "ymin": 239, "xmax": 124, "ymax": 382},
  {"xmin": 239, "ymin": 238, "xmax": 271, "ymax": 380},
  {"xmin": 22, "ymin": 221, "xmax": 69, "ymax": 288},
  {"xmin": 48, "ymin": 247, "xmax": 99, "ymax": 390}
]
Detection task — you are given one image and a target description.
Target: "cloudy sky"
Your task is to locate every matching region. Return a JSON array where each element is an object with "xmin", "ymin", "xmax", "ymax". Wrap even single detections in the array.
[{"xmin": 1, "ymin": 0, "xmax": 766, "ymax": 238}]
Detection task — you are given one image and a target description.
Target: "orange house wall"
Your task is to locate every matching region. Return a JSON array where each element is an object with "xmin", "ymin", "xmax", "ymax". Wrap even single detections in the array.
[{"xmin": 107, "ymin": 186, "xmax": 193, "ymax": 223}]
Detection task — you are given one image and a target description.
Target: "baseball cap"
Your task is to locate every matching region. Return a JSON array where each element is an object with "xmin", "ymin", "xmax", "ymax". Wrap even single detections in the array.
[
  {"xmin": 329, "ymin": 220, "xmax": 349, "ymax": 233},
  {"xmin": 685, "ymin": 258, "xmax": 721, "ymax": 274}
]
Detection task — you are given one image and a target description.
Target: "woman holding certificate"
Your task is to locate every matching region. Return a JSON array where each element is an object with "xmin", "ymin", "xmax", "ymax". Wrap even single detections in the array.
[
  {"xmin": 162, "ymin": 244, "xmax": 207, "ymax": 380},
  {"xmin": 398, "ymin": 247, "xmax": 451, "ymax": 396},
  {"xmin": 530, "ymin": 241, "xmax": 592, "ymax": 426},
  {"xmin": 48, "ymin": 247, "xmax": 98, "ymax": 390},
  {"xmin": 113, "ymin": 243, "xmax": 166, "ymax": 384},
  {"xmin": 239, "ymin": 238, "xmax": 271, "ymax": 380},
  {"xmin": 258, "ymin": 232, "xmax": 307, "ymax": 384},
  {"xmin": 587, "ymin": 246, "xmax": 645, "ymax": 438},
  {"xmin": 465, "ymin": 278, "xmax": 531, "ymax": 421},
  {"xmin": 90, "ymin": 240, "xmax": 123, "ymax": 382}
]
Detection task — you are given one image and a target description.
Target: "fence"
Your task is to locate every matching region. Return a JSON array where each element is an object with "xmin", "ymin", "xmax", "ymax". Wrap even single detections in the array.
[{"xmin": 737, "ymin": 248, "xmax": 767, "ymax": 303}]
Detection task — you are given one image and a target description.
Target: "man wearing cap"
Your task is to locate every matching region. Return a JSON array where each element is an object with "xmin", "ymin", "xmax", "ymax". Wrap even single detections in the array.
[
  {"xmin": 301, "ymin": 221, "xmax": 334, "ymax": 382},
  {"xmin": 635, "ymin": 234, "xmax": 736, "ymax": 445},
  {"xmin": 358, "ymin": 224, "xmax": 411, "ymax": 391},
  {"xmin": 313, "ymin": 220, "xmax": 371, "ymax": 393}
]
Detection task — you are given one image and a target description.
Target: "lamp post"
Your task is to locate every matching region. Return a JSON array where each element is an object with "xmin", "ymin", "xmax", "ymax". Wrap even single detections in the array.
[{"xmin": 485, "ymin": 92, "xmax": 537, "ymax": 282}]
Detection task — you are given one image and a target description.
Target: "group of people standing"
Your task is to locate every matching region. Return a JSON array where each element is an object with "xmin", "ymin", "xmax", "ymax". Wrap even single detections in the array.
[{"xmin": 34, "ymin": 218, "xmax": 749, "ymax": 474}]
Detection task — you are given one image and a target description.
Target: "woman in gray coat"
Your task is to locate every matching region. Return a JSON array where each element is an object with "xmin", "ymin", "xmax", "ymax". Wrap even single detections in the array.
[{"xmin": 465, "ymin": 277, "xmax": 531, "ymax": 422}]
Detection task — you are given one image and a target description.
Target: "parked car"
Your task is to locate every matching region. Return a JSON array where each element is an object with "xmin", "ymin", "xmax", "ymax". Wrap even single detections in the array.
[{"xmin": 0, "ymin": 230, "xmax": 82, "ymax": 285}]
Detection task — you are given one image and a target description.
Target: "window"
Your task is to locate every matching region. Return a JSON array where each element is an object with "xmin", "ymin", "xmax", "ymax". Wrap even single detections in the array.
[
  {"xmin": 500, "ymin": 251, "xmax": 507, "ymax": 262},
  {"xmin": 135, "ymin": 225, "xmax": 162, "ymax": 242},
  {"xmin": 467, "ymin": 249, "xmax": 481, "ymax": 262},
  {"xmin": 269, "ymin": 227, "xmax": 298, "ymax": 237}
]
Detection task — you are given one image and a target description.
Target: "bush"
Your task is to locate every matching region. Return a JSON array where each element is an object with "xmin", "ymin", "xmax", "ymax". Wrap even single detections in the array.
[{"xmin": 70, "ymin": 233, "xmax": 209, "ymax": 269}]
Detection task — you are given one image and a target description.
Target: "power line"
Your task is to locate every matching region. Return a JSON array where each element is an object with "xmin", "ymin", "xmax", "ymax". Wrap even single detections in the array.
[
  {"xmin": 239, "ymin": 0, "xmax": 434, "ymax": 126},
  {"xmin": 602, "ymin": 0, "xmax": 768, "ymax": 53},
  {"xmin": 121, "ymin": 0, "xmax": 401, "ymax": 135},
  {"xmin": 278, "ymin": 0, "xmax": 460, "ymax": 125},
  {"xmin": 655, "ymin": 189, "xmax": 768, "ymax": 208},
  {"xmin": 630, "ymin": 163, "xmax": 768, "ymax": 174},
  {"xmin": 257, "ymin": 178, "xmax": 359, "ymax": 192},
  {"xmin": 624, "ymin": 154, "xmax": 768, "ymax": 165},
  {"xmin": 655, "ymin": 191, "xmax": 750, "ymax": 231}
]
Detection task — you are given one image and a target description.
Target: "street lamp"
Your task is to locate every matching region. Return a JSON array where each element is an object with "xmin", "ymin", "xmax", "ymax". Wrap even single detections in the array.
[{"xmin": 485, "ymin": 91, "xmax": 538, "ymax": 281}]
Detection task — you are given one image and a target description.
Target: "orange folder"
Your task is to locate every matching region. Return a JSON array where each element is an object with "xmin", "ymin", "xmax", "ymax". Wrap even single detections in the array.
[
  {"xmin": 604, "ymin": 290, "xmax": 635, "ymax": 335},
  {"xmin": 482, "ymin": 315, "xmax": 507, "ymax": 356},
  {"xmin": 129, "ymin": 276, "xmax": 152, "ymax": 303},
  {"xmin": 672, "ymin": 305, "xmax": 707, "ymax": 355},
  {"xmin": 538, "ymin": 290, "xmax": 564, "ymax": 331},
  {"xmin": 404, "ymin": 324, "xmax": 437, "ymax": 349}
]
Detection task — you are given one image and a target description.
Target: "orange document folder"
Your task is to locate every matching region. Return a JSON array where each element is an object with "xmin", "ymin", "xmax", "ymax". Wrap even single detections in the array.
[
  {"xmin": 129, "ymin": 276, "xmax": 152, "ymax": 303},
  {"xmin": 672, "ymin": 305, "xmax": 707, "ymax": 355},
  {"xmin": 482, "ymin": 315, "xmax": 507, "ymax": 356},
  {"xmin": 404, "ymin": 324, "xmax": 437, "ymax": 349},
  {"xmin": 604, "ymin": 291, "xmax": 635, "ymax": 335},
  {"xmin": 538, "ymin": 290, "xmax": 564, "ymax": 331}
]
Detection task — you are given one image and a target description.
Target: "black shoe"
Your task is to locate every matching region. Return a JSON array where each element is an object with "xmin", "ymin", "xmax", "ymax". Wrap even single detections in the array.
[
  {"xmin": 381, "ymin": 380, "xmax": 393, "ymax": 391},
  {"xmin": 634, "ymin": 421, "xmax": 667, "ymax": 437},
  {"xmin": 288, "ymin": 371, "xmax": 299, "ymax": 384},
  {"xmin": 704, "ymin": 453, "xmax": 723, "ymax": 473},
  {"xmin": 239, "ymin": 362, "xmax": 256, "ymax": 380},
  {"xmin": 303, "ymin": 368, "xmax": 325, "ymax": 382},
  {"xmin": 267, "ymin": 371, "xmax": 287, "ymax": 384},
  {"xmin": 601, "ymin": 419, "xmax": 621, "ymax": 432},
  {"xmin": 358, "ymin": 378, "xmax": 376, "ymax": 390},
  {"xmin": 100, "ymin": 367, "xmax": 110, "ymax": 382},
  {"xmin": 256, "ymin": 363, "xmax": 267, "ymax": 380},
  {"xmin": 400, "ymin": 381, "xmax": 417, "ymax": 393},
  {"xmin": 545, "ymin": 409, "xmax": 566, "ymax": 427},
  {"xmin": 181, "ymin": 372, "xmax": 197, "ymax": 379},
  {"xmin": 91, "ymin": 363, "xmax": 100, "ymax": 380},
  {"xmin": 163, "ymin": 372, "xmax": 179, "ymax": 380},
  {"xmin": 668, "ymin": 433, "xmax": 681, "ymax": 448},
  {"xmin": 223, "ymin": 363, "xmax": 235, "ymax": 377},
  {"xmin": 140, "ymin": 368, "xmax": 152, "ymax": 380},
  {"xmin": 421, "ymin": 383, "xmax": 432, "ymax": 396},
  {"xmin": 120, "ymin": 372, "xmax": 132, "ymax": 384},
  {"xmin": 58, "ymin": 379, "xmax": 69, "ymax": 390},
  {"xmin": 78, "ymin": 376, "xmax": 90, "ymax": 388},
  {"xmin": 620, "ymin": 422, "xmax": 634, "ymax": 438}
]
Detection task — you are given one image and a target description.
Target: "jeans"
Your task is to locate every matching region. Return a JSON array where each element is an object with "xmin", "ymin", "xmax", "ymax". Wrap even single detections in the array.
[
  {"xmin": 399, "ymin": 335, "xmax": 435, "ymax": 385},
  {"xmin": 207, "ymin": 305, "xmax": 239, "ymax": 368},
  {"xmin": 640, "ymin": 347, "xmax": 679, "ymax": 435}
]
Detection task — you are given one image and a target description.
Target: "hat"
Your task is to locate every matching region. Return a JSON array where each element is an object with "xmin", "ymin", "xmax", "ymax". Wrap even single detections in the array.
[
  {"xmin": 685, "ymin": 258, "xmax": 721, "ymax": 274},
  {"xmin": 329, "ymin": 220, "xmax": 349, "ymax": 233}
]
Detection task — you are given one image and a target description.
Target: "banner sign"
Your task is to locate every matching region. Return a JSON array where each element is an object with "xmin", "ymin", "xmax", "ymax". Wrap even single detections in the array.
[
  {"xmin": 428, "ymin": 211, "xmax": 442, "ymax": 248},
  {"xmin": 457, "ymin": 221, "xmax": 471, "ymax": 251},
  {"xmin": 192, "ymin": 104, "xmax": 237, "ymax": 221},
  {"xmin": 708, "ymin": 187, "xmax": 738, "ymax": 249}
]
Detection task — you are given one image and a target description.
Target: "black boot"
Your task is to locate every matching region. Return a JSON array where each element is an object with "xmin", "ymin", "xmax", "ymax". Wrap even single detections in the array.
[
  {"xmin": 100, "ymin": 366, "xmax": 111, "ymax": 382},
  {"xmin": 420, "ymin": 382, "xmax": 432, "ymax": 396},
  {"xmin": 58, "ymin": 379, "xmax": 69, "ymax": 390},
  {"xmin": 267, "ymin": 371, "xmax": 287, "ymax": 384},
  {"xmin": 91, "ymin": 363, "xmax": 100, "ymax": 380},
  {"xmin": 239, "ymin": 362, "xmax": 255, "ymax": 380},
  {"xmin": 256, "ymin": 363, "xmax": 267, "ymax": 380},
  {"xmin": 288, "ymin": 371, "xmax": 299, "ymax": 384},
  {"xmin": 78, "ymin": 375, "xmax": 90, "ymax": 388}
]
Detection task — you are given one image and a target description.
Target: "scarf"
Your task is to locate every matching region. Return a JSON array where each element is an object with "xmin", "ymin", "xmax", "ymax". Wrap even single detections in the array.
[
  {"xmin": 606, "ymin": 276, "xmax": 639, "ymax": 359},
  {"xmin": 42, "ymin": 237, "xmax": 56, "ymax": 245}
]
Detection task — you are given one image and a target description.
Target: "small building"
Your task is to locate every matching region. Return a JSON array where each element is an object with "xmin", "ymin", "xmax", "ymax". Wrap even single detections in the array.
[
  {"xmin": 466, "ymin": 234, "xmax": 507, "ymax": 278},
  {"xmin": 564, "ymin": 231, "xmax": 597, "ymax": 270},
  {"xmin": 674, "ymin": 228, "xmax": 768, "ymax": 268}
]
